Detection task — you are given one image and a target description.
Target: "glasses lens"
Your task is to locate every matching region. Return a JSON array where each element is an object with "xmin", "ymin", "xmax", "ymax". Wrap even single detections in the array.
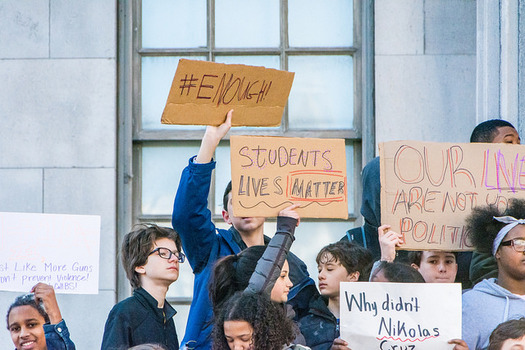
[
  {"xmin": 158, "ymin": 248, "xmax": 171, "ymax": 259},
  {"xmin": 514, "ymin": 239, "xmax": 525, "ymax": 252}
]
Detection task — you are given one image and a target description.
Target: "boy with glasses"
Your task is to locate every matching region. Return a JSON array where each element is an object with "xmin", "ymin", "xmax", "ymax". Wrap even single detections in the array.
[
  {"xmin": 101, "ymin": 224, "xmax": 184, "ymax": 350},
  {"xmin": 462, "ymin": 199, "xmax": 525, "ymax": 350}
]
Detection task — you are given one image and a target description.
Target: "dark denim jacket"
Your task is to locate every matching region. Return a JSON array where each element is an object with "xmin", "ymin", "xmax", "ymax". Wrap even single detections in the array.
[
  {"xmin": 43, "ymin": 319, "xmax": 76, "ymax": 350},
  {"xmin": 297, "ymin": 294, "xmax": 338, "ymax": 350}
]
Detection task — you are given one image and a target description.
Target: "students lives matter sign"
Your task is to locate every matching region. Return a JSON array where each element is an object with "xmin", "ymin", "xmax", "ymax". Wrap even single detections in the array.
[
  {"xmin": 161, "ymin": 59, "xmax": 294, "ymax": 126},
  {"xmin": 380, "ymin": 141, "xmax": 525, "ymax": 251},
  {"xmin": 340, "ymin": 282, "xmax": 462, "ymax": 350},
  {"xmin": 0, "ymin": 212, "xmax": 100, "ymax": 294},
  {"xmin": 230, "ymin": 135, "xmax": 348, "ymax": 218}
]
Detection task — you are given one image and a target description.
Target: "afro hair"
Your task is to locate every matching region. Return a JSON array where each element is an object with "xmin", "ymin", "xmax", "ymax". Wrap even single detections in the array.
[{"xmin": 467, "ymin": 198, "xmax": 525, "ymax": 254}]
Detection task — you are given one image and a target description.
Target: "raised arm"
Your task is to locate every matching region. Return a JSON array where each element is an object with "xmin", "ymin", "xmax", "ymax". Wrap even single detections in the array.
[
  {"xmin": 244, "ymin": 204, "xmax": 300, "ymax": 296},
  {"xmin": 195, "ymin": 109, "xmax": 233, "ymax": 164},
  {"xmin": 172, "ymin": 110, "xmax": 233, "ymax": 272}
]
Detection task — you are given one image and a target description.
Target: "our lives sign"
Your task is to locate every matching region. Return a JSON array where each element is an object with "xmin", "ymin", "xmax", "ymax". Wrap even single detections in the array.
[
  {"xmin": 380, "ymin": 141, "xmax": 525, "ymax": 250},
  {"xmin": 161, "ymin": 59, "xmax": 294, "ymax": 126},
  {"xmin": 340, "ymin": 282, "xmax": 462, "ymax": 350},
  {"xmin": 230, "ymin": 135, "xmax": 348, "ymax": 218},
  {"xmin": 0, "ymin": 212, "xmax": 100, "ymax": 294}
]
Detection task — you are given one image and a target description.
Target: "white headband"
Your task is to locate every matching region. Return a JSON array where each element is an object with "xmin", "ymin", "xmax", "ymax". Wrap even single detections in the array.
[{"xmin": 492, "ymin": 216, "xmax": 525, "ymax": 256}]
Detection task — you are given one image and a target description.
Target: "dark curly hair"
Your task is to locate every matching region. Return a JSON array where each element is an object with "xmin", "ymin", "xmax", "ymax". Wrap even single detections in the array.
[
  {"xmin": 6, "ymin": 294, "xmax": 50, "ymax": 329},
  {"xmin": 316, "ymin": 241, "xmax": 373, "ymax": 281},
  {"xmin": 488, "ymin": 318, "xmax": 525, "ymax": 350},
  {"xmin": 466, "ymin": 199, "xmax": 525, "ymax": 254},
  {"xmin": 212, "ymin": 292, "xmax": 296, "ymax": 350}
]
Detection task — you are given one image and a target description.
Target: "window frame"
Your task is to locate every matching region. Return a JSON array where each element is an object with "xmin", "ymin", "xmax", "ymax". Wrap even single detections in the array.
[{"xmin": 117, "ymin": 0, "xmax": 375, "ymax": 301}]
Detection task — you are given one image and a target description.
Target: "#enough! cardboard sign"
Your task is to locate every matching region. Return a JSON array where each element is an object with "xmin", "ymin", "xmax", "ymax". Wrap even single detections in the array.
[
  {"xmin": 230, "ymin": 135, "xmax": 348, "ymax": 219},
  {"xmin": 161, "ymin": 59, "xmax": 294, "ymax": 127}
]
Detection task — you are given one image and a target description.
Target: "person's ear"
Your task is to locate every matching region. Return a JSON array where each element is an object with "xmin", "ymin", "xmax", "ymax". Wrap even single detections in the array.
[
  {"xmin": 411, "ymin": 263, "xmax": 420, "ymax": 271},
  {"xmin": 135, "ymin": 265, "xmax": 146, "ymax": 275},
  {"xmin": 222, "ymin": 209, "xmax": 232, "ymax": 225},
  {"xmin": 347, "ymin": 271, "xmax": 360, "ymax": 282}
]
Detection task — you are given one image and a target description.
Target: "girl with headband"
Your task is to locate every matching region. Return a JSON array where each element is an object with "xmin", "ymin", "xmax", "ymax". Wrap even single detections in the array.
[{"xmin": 462, "ymin": 199, "xmax": 525, "ymax": 350}]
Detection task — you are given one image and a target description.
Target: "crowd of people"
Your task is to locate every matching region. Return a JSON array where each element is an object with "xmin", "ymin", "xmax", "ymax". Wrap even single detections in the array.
[{"xmin": 5, "ymin": 115, "xmax": 525, "ymax": 350}]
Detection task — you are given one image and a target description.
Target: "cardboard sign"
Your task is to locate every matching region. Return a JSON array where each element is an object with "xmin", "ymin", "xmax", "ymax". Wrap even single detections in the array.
[
  {"xmin": 0, "ymin": 212, "xmax": 100, "ymax": 294},
  {"xmin": 340, "ymin": 282, "xmax": 462, "ymax": 350},
  {"xmin": 380, "ymin": 141, "xmax": 525, "ymax": 251},
  {"xmin": 161, "ymin": 59, "xmax": 294, "ymax": 126},
  {"xmin": 230, "ymin": 135, "xmax": 348, "ymax": 218}
]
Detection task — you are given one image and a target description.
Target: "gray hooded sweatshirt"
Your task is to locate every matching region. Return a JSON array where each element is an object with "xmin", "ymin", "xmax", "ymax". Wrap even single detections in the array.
[{"xmin": 462, "ymin": 278, "xmax": 525, "ymax": 350}]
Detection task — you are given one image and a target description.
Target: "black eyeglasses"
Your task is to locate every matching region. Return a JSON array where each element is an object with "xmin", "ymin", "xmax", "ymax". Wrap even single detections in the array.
[
  {"xmin": 500, "ymin": 238, "xmax": 525, "ymax": 252},
  {"xmin": 148, "ymin": 247, "xmax": 186, "ymax": 263}
]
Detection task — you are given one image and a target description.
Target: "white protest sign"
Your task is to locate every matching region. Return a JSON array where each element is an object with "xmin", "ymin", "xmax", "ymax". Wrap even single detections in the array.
[
  {"xmin": 0, "ymin": 212, "xmax": 100, "ymax": 294},
  {"xmin": 340, "ymin": 282, "xmax": 461, "ymax": 350}
]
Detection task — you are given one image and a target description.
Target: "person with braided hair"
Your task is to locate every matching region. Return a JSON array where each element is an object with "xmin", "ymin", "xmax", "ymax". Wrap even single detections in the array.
[{"xmin": 462, "ymin": 199, "xmax": 525, "ymax": 350}]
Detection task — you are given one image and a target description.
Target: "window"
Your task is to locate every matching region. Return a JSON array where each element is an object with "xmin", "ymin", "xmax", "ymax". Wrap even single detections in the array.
[{"xmin": 119, "ymin": 0, "xmax": 372, "ymax": 336}]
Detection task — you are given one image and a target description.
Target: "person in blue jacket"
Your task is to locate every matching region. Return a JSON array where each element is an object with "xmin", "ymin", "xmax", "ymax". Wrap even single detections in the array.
[
  {"xmin": 172, "ymin": 110, "xmax": 315, "ymax": 350},
  {"xmin": 7, "ymin": 283, "xmax": 76, "ymax": 350}
]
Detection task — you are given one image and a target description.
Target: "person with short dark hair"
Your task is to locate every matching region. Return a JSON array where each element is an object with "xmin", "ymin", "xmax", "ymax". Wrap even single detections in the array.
[
  {"xmin": 469, "ymin": 119, "xmax": 520, "ymax": 144},
  {"xmin": 462, "ymin": 199, "xmax": 525, "ymax": 350},
  {"xmin": 372, "ymin": 225, "xmax": 458, "ymax": 284},
  {"xmin": 408, "ymin": 250, "xmax": 458, "ymax": 283},
  {"xmin": 172, "ymin": 110, "xmax": 314, "ymax": 350},
  {"xmin": 101, "ymin": 224, "xmax": 183, "ymax": 350},
  {"xmin": 488, "ymin": 318, "xmax": 525, "ymax": 350},
  {"xmin": 6, "ymin": 283, "xmax": 75, "ymax": 350},
  {"xmin": 297, "ymin": 241, "xmax": 373, "ymax": 350}
]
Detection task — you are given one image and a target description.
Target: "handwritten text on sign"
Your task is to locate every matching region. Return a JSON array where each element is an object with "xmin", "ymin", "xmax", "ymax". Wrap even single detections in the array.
[
  {"xmin": 230, "ymin": 135, "xmax": 348, "ymax": 219},
  {"xmin": 379, "ymin": 141, "xmax": 525, "ymax": 251},
  {"xmin": 161, "ymin": 59, "xmax": 295, "ymax": 126},
  {"xmin": 0, "ymin": 212, "xmax": 101, "ymax": 294},
  {"xmin": 340, "ymin": 282, "xmax": 461, "ymax": 350}
]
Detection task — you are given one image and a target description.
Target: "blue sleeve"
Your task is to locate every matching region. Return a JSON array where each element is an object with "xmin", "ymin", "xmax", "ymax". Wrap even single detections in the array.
[
  {"xmin": 172, "ymin": 156, "xmax": 220, "ymax": 273},
  {"xmin": 44, "ymin": 319, "xmax": 76, "ymax": 350}
]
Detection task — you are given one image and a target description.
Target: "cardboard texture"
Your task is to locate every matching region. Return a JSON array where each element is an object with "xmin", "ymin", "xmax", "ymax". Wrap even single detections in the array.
[
  {"xmin": 230, "ymin": 135, "xmax": 348, "ymax": 219},
  {"xmin": 379, "ymin": 141, "xmax": 525, "ymax": 251},
  {"xmin": 340, "ymin": 282, "xmax": 462, "ymax": 350},
  {"xmin": 161, "ymin": 59, "xmax": 295, "ymax": 126}
]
